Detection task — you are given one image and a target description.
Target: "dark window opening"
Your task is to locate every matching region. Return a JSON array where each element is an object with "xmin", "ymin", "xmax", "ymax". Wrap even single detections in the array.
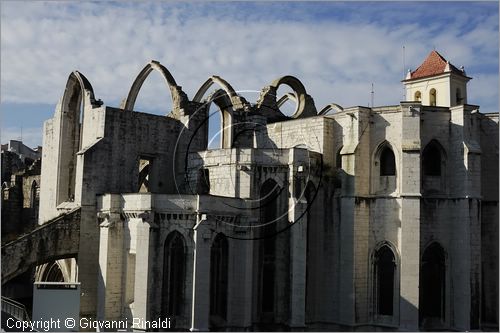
[
  {"xmin": 30, "ymin": 180, "xmax": 39, "ymax": 209},
  {"xmin": 375, "ymin": 246, "xmax": 396, "ymax": 316},
  {"xmin": 420, "ymin": 243, "xmax": 445, "ymax": 321},
  {"xmin": 380, "ymin": 147, "xmax": 396, "ymax": 176},
  {"xmin": 423, "ymin": 143, "xmax": 442, "ymax": 176},
  {"xmin": 261, "ymin": 259, "xmax": 275, "ymax": 313},
  {"xmin": 456, "ymin": 88, "xmax": 463, "ymax": 105},
  {"xmin": 138, "ymin": 158, "xmax": 152, "ymax": 192},
  {"xmin": 336, "ymin": 147, "xmax": 343, "ymax": 169},
  {"xmin": 210, "ymin": 234, "xmax": 229, "ymax": 321},
  {"xmin": 162, "ymin": 232, "xmax": 186, "ymax": 317},
  {"xmin": 197, "ymin": 168, "xmax": 210, "ymax": 194}
]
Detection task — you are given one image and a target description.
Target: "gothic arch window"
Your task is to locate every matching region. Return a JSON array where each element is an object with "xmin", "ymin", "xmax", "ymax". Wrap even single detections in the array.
[
  {"xmin": 30, "ymin": 180, "xmax": 39, "ymax": 209},
  {"xmin": 374, "ymin": 245, "xmax": 396, "ymax": 316},
  {"xmin": 210, "ymin": 233, "xmax": 229, "ymax": 325},
  {"xmin": 162, "ymin": 231, "xmax": 186, "ymax": 317},
  {"xmin": 429, "ymin": 88, "xmax": 437, "ymax": 106},
  {"xmin": 259, "ymin": 179, "xmax": 280, "ymax": 314},
  {"xmin": 200, "ymin": 88, "xmax": 235, "ymax": 150},
  {"xmin": 57, "ymin": 71, "xmax": 96, "ymax": 205},
  {"xmin": 41, "ymin": 261, "xmax": 64, "ymax": 282},
  {"xmin": 420, "ymin": 242, "xmax": 446, "ymax": 323},
  {"xmin": 380, "ymin": 146, "xmax": 396, "ymax": 176},
  {"xmin": 414, "ymin": 91, "xmax": 422, "ymax": 102},
  {"xmin": 422, "ymin": 141, "xmax": 443, "ymax": 176}
]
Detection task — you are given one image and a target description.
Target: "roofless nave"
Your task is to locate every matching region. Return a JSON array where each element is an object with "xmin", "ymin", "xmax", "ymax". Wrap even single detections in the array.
[{"xmin": 1, "ymin": 50, "xmax": 498, "ymax": 331}]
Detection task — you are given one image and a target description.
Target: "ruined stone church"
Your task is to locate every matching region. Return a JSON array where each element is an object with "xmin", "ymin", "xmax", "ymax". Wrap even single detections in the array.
[{"xmin": 11, "ymin": 50, "xmax": 499, "ymax": 331}]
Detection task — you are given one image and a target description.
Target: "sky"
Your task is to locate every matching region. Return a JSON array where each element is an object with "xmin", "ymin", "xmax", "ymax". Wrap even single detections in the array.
[{"xmin": 1, "ymin": 1, "xmax": 498, "ymax": 148}]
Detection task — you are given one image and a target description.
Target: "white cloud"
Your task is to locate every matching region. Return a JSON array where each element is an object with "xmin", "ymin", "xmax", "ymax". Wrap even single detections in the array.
[
  {"xmin": 0, "ymin": 1, "xmax": 497, "ymax": 120},
  {"xmin": 0, "ymin": 127, "xmax": 42, "ymax": 149}
]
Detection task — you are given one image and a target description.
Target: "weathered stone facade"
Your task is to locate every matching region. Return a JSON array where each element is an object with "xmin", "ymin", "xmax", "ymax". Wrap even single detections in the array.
[
  {"xmin": 1, "ymin": 142, "xmax": 41, "ymax": 241},
  {"xmin": 28, "ymin": 51, "xmax": 500, "ymax": 331}
]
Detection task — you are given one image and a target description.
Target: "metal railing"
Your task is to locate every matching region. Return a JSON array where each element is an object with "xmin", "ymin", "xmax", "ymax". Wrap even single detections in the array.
[{"xmin": 1, "ymin": 296, "xmax": 30, "ymax": 322}]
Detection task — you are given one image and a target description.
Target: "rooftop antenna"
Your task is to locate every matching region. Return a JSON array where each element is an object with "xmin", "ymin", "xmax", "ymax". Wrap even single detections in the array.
[
  {"xmin": 402, "ymin": 45, "xmax": 406, "ymax": 100},
  {"xmin": 371, "ymin": 83, "xmax": 374, "ymax": 108},
  {"xmin": 20, "ymin": 126, "xmax": 23, "ymax": 142}
]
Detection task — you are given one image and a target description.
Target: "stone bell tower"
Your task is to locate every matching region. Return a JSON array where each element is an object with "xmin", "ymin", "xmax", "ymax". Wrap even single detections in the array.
[{"xmin": 403, "ymin": 50, "xmax": 471, "ymax": 107}]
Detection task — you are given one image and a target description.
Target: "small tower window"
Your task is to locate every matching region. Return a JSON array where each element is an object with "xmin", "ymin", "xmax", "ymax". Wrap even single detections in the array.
[
  {"xmin": 414, "ymin": 91, "xmax": 422, "ymax": 102},
  {"xmin": 429, "ymin": 88, "xmax": 437, "ymax": 106},
  {"xmin": 456, "ymin": 88, "xmax": 462, "ymax": 105},
  {"xmin": 380, "ymin": 147, "xmax": 396, "ymax": 176}
]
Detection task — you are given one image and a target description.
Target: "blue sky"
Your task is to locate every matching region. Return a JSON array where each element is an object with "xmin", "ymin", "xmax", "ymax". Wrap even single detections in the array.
[{"xmin": 1, "ymin": 1, "xmax": 498, "ymax": 147}]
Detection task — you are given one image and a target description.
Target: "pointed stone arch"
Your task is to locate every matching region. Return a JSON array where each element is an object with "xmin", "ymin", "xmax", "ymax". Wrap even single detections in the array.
[
  {"xmin": 121, "ymin": 60, "xmax": 188, "ymax": 115},
  {"xmin": 56, "ymin": 71, "xmax": 99, "ymax": 204},
  {"xmin": 193, "ymin": 75, "xmax": 248, "ymax": 109},
  {"xmin": 257, "ymin": 75, "xmax": 317, "ymax": 119},
  {"xmin": 371, "ymin": 242, "xmax": 399, "ymax": 317},
  {"xmin": 61, "ymin": 70, "xmax": 100, "ymax": 135},
  {"xmin": 319, "ymin": 103, "xmax": 344, "ymax": 115},
  {"xmin": 62, "ymin": 71, "xmax": 98, "ymax": 115}
]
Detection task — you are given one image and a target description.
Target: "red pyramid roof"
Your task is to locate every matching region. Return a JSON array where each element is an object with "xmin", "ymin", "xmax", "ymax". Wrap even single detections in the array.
[{"xmin": 409, "ymin": 50, "xmax": 466, "ymax": 80}]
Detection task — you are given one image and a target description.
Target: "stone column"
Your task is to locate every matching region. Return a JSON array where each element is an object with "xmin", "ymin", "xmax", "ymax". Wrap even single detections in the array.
[
  {"xmin": 97, "ymin": 212, "xmax": 124, "ymax": 322},
  {"xmin": 133, "ymin": 212, "xmax": 159, "ymax": 330},
  {"xmin": 449, "ymin": 106, "xmax": 482, "ymax": 330},
  {"xmin": 399, "ymin": 103, "xmax": 421, "ymax": 330},
  {"xmin": 190, "ymin": 215, "xmax": 211, "ymax": 331}
]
